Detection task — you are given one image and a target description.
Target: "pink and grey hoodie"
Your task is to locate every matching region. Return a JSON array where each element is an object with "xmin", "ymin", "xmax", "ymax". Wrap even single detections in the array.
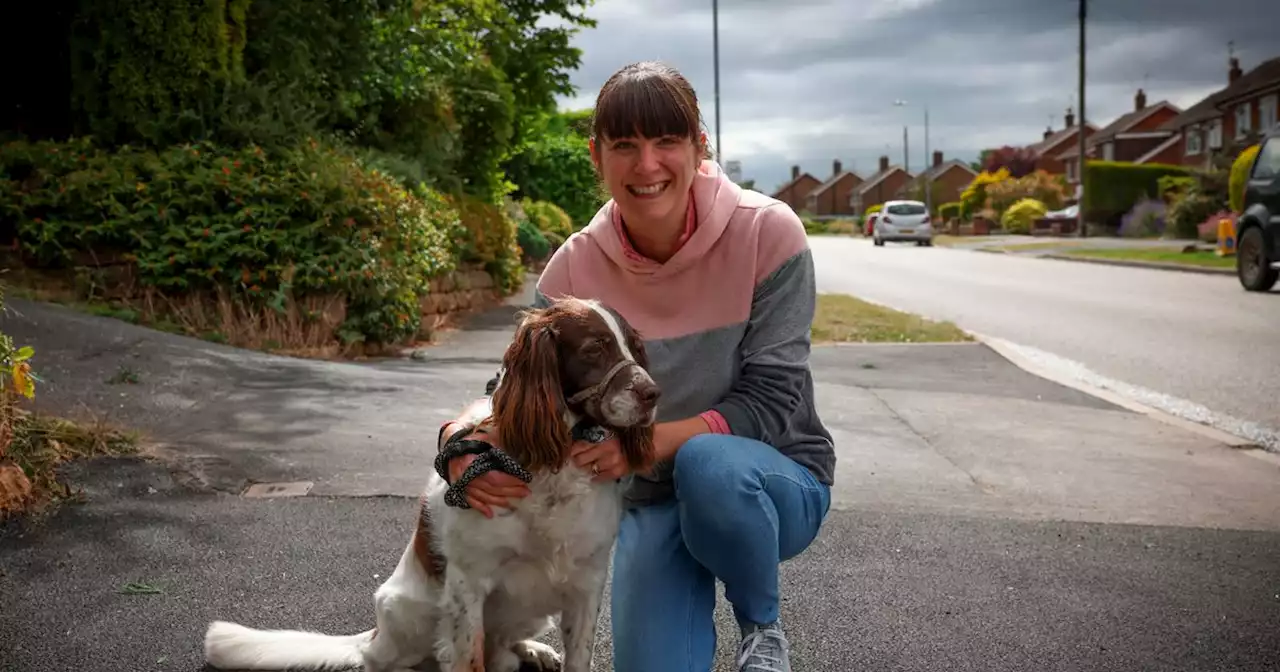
[{"xmin": 532, "ymin": 160, "xmax": 836, "ymax": 507}]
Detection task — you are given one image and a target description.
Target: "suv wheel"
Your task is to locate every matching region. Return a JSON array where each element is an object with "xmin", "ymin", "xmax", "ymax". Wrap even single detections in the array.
[{"xmin": 1237, "ymin": 225, "xmax": 1278, "ymax": 292}]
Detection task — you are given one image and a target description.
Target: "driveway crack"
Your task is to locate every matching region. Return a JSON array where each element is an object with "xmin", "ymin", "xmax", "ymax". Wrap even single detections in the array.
[{"xmin": 864, "ymin": 386, "xmax": 997, "ymax": 496}]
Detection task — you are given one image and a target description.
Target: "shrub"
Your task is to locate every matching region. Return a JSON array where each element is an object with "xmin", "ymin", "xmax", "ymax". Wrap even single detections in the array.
[
  {"xmin": 938, "ymin": 202, "xmax": 962, "ymax": 221},
  {"xmin": 1000, "ymin": 198, "xmax": 1047, "ymax": 234},
  {"xmin": 1166, "ymin": 192, "xmax": 1221, "ymax": 240},
  {"xmin": 1118, "ymin": 197, "xmax": 1167, "ymax": 238},
  {"xmin": 826, "ymin": 219, "xmax": 857, "ymax": 235},
  {"xmin": 1157, "ymin": 175, "xmax": 1198, "ymax": 204},
  {"xmin": 516, "ymin": 218, "xmax": 551, "ymax": 262},
  {"xmin": 0, "ymin": 136, "xmax": 475, "ymax": 345},
  {"xmin": 522, "ymin": 199, "xmax": 574, "ymax": 243},
  {"xmin": 864, "ymin": 204, "xmax": 883, "ymax": 216},
  {"xmin": 959, "ymin": 168, "xmax": 1009, "ymax": 219},
  {"xmin": 802, "ymin": 218, "xmax": 829, "ymax": 235},
  {"xmin": 986, "ymin": 170, "xmax": 1068, "ymax": 218},
  {"xmin": 1082, "ymin": 160, "xmax": 1193, "ymax": 227},
  {"xmin": 506, "ymin": 130, "xmax": 602, "ymax": 229},
  {"xmin": 1229, "ymin": 145, "xmax": 1259, "ymax": 213}
]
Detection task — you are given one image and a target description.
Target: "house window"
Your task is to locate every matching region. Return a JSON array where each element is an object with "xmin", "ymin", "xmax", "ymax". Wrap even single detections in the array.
[
  {"xmin": 1235, "ymin": 102, "xmax": 1252, "ymax": 139},
  {"xmin": 1186, "ymin": 126, "xmax": 1203, "ymax": 155},
  {"xmin": 1102, "ymin": 142, "xmax": 1114, "ymax": 161},
  {"xmin": 1261, "ymin": 95, "xmax": 1278, "ymax": 132},
  {"xmin": 1208, "ymin": 119, "xmax": 1223, "ymax": 149}
]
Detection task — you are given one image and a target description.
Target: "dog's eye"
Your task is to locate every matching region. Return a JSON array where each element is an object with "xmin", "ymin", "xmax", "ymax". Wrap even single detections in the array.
[{"xmin": 581, "ymin": 340, "xmax": 605, "ymax": 357}]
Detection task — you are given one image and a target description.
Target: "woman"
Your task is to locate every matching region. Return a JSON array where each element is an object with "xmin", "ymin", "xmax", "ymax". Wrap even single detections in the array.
[{"xmin": 440, "ymin": 61, "xmax": 835, "ymax": 672}]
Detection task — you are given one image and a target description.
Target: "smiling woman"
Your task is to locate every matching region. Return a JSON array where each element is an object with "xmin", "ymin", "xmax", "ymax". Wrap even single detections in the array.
[{"xmin": 440, "ymin": 60, "xmax": 836, "ymax": 672}]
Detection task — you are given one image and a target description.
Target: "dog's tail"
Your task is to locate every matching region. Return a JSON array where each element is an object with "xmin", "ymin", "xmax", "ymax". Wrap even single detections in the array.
[{"xmin": 204, "ymin": 620, "xmax": 373, "ymax": 670}]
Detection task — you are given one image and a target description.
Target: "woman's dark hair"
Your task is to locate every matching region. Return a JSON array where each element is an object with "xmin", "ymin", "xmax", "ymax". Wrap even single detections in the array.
[{"xmin": 592, "ymin": 61, "xmax": 709, "ymax": 155}]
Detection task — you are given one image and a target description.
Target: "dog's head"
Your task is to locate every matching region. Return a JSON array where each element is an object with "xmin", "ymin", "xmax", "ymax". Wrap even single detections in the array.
[{"xmin": 489, "ymin": 297, "xmax": 660, "ymax": 474}]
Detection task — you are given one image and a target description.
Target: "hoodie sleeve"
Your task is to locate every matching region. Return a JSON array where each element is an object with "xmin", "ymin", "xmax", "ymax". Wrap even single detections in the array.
[{"xmin": 709, "ymin": 204, "xmax": 824, "ymax": 448}]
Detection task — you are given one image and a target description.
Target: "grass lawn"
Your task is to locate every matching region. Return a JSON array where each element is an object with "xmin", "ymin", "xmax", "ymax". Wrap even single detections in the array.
[
  {"xmin": 812, "ymin": 293, "xmax": 972, "ymax": 344},
  {"xmin": 1062, "ymin": 247, "xmax": 1234, "ymax": 269}
]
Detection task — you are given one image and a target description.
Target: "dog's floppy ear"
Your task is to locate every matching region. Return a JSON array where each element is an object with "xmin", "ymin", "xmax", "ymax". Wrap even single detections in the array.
[
  {"xmin": 491, "ymin": 313, "xmax": 571, "ymax": 472},
  {"xmin": 613, "ymin": 307, "xmax": 649, "ymax": 371},
  {"xmin": 617, "ymin": 424, "xmax": 656, "ymax": 472}
]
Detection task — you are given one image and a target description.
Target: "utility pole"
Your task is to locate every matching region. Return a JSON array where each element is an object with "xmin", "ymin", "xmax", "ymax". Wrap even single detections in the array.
[
  {"xmin": 893, "ymin": 99, "xmax": 909, "ymax": 173},
  {"xmin": 903, "ymin": 125, "xmax": 909, "ymax": 173},
  {"xmin": 923, "ymin": 104, "xmax": 931, "ymax": 214},
  {"xmin": 712, "ymin": 0, "xmax": 722, "ymax": 164},
  {"xmin": 1077, "ymin": 0, "xmax": 1087, "ymax": 238}
]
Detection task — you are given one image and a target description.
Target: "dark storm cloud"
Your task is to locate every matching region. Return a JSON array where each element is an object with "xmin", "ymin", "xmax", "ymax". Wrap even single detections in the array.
[{"xmin": 558, "ymin": 0, "xmax": 1279, "ymax": 193}]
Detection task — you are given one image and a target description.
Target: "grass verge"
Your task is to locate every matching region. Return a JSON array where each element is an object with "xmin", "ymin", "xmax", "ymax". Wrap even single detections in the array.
[
  {"xmin": 1062, "ymin": 247, "xmax": 1234, "ymax": 269},
  {"xmin": 1, "ymin": 404, "xmax": 139, "ymax": 522},
  {"xmin": 812, "ymin": 293, "xmax": 972, "ymax": 344}
]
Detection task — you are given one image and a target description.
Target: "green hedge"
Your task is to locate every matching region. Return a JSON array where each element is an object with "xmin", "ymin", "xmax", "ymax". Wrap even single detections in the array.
[
  {"xmin": 1082, "ymin": 160, "xmax": 1192, "ymax": 227},
  {"xmin": 0, "ymin": 136, "xmax": 521, "ymax": 344},
  {"xmin": 938, "ymin": 201, "xmax": 961, "ymax": 220}
]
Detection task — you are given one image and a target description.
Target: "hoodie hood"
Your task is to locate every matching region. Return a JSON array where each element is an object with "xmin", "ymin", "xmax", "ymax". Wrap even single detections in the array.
[{"xmin": 585, "ymin": 160, "xmax": 743, "ymax": 279}]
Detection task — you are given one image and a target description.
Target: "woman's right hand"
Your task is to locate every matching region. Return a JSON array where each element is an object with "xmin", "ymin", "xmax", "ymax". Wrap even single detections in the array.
[{"xmin": 444, "ymin": 425, "xmax": 532, "ymax": 518}]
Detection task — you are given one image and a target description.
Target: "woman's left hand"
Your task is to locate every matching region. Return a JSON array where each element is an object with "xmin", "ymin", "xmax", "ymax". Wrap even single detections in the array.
[{"xmin": 570, "ymin": 435, "xmax": 629, "ymax": 483}]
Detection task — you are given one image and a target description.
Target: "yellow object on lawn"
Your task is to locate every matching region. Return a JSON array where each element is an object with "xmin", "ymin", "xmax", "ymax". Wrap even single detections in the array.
[{"xmin": 1216, "ymin": 217, "xmax": 1236, "ymax": 257}]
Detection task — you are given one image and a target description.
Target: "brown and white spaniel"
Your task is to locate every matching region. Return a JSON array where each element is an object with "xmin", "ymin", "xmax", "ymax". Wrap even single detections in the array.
[{"xmin": 203, "ymin": 297, "xmax": 661, "ymax": 672}]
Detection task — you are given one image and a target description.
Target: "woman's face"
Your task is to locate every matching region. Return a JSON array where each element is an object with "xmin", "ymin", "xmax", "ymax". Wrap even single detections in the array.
[{"xmin": 593, "ymin": 133, "xmax": 700, "ymax": 225}]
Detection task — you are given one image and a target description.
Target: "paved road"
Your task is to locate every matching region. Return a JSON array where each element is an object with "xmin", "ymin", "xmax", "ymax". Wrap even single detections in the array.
[
  {"xmin": 810, "ymin": 235, "xmax": 1280, "ymax": 449},
  {"xmin": 3, "ymin": 297, "xmax": 1279, "ymax": 670}
]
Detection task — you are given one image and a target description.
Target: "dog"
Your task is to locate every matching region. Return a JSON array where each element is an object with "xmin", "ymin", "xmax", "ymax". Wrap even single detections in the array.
[{"xmin": 203, "ymin": 297, "xmax": 661, "ymax": 672}]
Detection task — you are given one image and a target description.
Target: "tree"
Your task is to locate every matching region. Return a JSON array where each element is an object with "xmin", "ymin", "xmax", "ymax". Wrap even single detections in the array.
[{"xmin": 980, "ymin": 145, "xmax": 1038, "ymax": 178}]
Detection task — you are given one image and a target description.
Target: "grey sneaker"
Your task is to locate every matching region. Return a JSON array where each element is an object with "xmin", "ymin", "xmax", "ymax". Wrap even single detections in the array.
[{"xmin": 736, "ymin": 621, "xmax": 791, "ymax": 672}]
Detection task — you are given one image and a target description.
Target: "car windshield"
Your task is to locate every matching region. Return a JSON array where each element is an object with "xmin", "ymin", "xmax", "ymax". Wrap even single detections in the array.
[{"xmin": 886, "ymin": 203, "xmax": 926, "ymax": 215}]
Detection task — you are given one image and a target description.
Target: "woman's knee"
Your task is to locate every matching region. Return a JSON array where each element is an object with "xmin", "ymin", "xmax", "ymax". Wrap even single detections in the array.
[{"xmin": 672, "ymin": 434, "xmax": 762, "ymax": 503}]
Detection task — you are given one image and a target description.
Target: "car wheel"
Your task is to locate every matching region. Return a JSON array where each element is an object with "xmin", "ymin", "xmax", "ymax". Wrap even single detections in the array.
[
  {"xmin": 1237, "ymin": 226, "xmax": 1278, "ymax": 292},
  {"xmin": 874, "ymin": 237, "xmax": 884, "ymax": 246}
]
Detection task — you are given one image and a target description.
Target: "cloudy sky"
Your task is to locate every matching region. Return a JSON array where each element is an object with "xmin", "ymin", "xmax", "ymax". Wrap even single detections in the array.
[{"xmin": 553, "ymin": 0, "xmax": 1278, "ymax": 193}]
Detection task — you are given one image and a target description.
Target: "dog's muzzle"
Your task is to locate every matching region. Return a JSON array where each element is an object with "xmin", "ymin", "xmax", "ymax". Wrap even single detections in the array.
[{"xmin": 567, "ymin": 359, "xmax": 637, "ymax": 406}]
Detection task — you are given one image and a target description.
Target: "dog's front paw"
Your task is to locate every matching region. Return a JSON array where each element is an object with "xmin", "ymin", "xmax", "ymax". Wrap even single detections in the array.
[{"xmin": 510, "ymin": 640, "xmax": 561, "ymax": 672}]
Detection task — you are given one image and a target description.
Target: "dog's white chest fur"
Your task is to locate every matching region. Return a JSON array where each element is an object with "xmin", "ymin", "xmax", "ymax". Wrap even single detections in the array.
[{"xmin": 432, "ymin": 465, "xmax": 622, "ymax": 601}]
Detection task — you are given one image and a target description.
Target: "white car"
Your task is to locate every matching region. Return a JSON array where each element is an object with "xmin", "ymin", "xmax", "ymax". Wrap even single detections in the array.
[{"xmin": 873, "ymin": 200, "xmax": 933, "ymax": 246}]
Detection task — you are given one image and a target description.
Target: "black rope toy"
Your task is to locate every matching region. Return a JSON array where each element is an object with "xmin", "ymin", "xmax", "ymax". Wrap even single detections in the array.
[{"xmin": 434, "ymin": 420, "xmax": 616, "ymax": 509}]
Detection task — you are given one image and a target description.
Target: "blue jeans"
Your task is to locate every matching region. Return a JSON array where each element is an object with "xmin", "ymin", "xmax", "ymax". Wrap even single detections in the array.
[{"xmin": 610, "ymin": 434, "xmax": 832, "ymax": 672}]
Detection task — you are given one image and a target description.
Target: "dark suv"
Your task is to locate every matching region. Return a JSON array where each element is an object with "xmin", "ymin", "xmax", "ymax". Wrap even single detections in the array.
[{"xmin": 1237, "ymin": 127, "xmax": 1280, "ymax": 292}]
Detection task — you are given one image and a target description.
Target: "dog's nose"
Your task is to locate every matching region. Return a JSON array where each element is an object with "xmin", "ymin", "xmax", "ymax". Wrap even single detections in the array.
[{"xmin": 637, "ymin": 384, "xmax": 660, "ymax": 406}]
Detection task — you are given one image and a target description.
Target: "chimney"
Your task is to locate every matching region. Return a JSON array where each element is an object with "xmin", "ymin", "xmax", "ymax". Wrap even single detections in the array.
[
  {"xmin": 833, "ymin": 159, "xmax": 842, "ymax": 176},
  {"xmin": 1065, "ymin": 107, "xmax": 1075, "ymax": 128},
  {"xmin": 791, "ymin": 165, "xmax": 799, "ymax": 180},
  {"xmin": 1044, "ymin": 126, "xmax": 1053, "ymax": 140},
  {"xmin": 1134, "ymin": 88, "xmax": 1147, "ymax": 111},
  {"xmin": 932, "ymin": 150, "xmax": 943, "ymax": 168},
  {"xmin": 1229, "ymin": 57, "xmax": 1243, "ymax": 84},
  {"xmin": 879, "ymin": 155, "xmax": 889, "ymax": 172}
]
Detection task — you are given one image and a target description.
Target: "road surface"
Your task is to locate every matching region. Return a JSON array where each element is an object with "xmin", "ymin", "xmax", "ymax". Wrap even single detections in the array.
[{"xmin": 810, "ymin": 236, "xmax": 1280, "ymax": 449}]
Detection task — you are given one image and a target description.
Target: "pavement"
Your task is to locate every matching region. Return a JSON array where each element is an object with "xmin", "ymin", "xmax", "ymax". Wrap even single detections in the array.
[
  {"xmin": 810, "ymin": 235, "xmax": 1280, "ymax": 451},
  {"xmin": 3, "ymin": 285, "xmax": 1280, "ymax": 672}
]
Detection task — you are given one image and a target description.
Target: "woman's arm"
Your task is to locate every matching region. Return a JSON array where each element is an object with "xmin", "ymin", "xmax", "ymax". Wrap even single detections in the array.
[{"xmin": 707, "ymin": 207, "xmax": 820, "ymax": 447}]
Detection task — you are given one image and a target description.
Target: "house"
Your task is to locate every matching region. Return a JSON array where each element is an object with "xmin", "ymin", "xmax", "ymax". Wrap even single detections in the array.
[
  {"xmin": 1158, "ymin": 55, "xmax": 1280, "ymax": 170},
  {"xmin": 1054, "ymin": 89, "xmax": 1183, "ymax": 182},
  {"xmin": 1025, "ymin": 107, "xmax": 1097, "ymax": 178},
  {"xmin": 805, "ymin": 160, "xmax": 863, "ymax": 216},
  {"xmin": 894, "ymin": 150, "xmax": 977, "ymax": 211},
  {"xmin": 771, "ymin": 165, "xmax": 822, "ymax": 213},
  {"xmin": 849, "ymin": 156, "xmax": 913, "ymax": 216}
]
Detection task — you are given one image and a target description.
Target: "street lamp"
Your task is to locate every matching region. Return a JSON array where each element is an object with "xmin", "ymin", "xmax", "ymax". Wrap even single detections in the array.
[
  {"xmin": 712, "ymin": 0, "xmax": 721, "ymax": 164},
  {"xmin": 893, "ymin": 100, "xmax": 933, "ymax": 213}
]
